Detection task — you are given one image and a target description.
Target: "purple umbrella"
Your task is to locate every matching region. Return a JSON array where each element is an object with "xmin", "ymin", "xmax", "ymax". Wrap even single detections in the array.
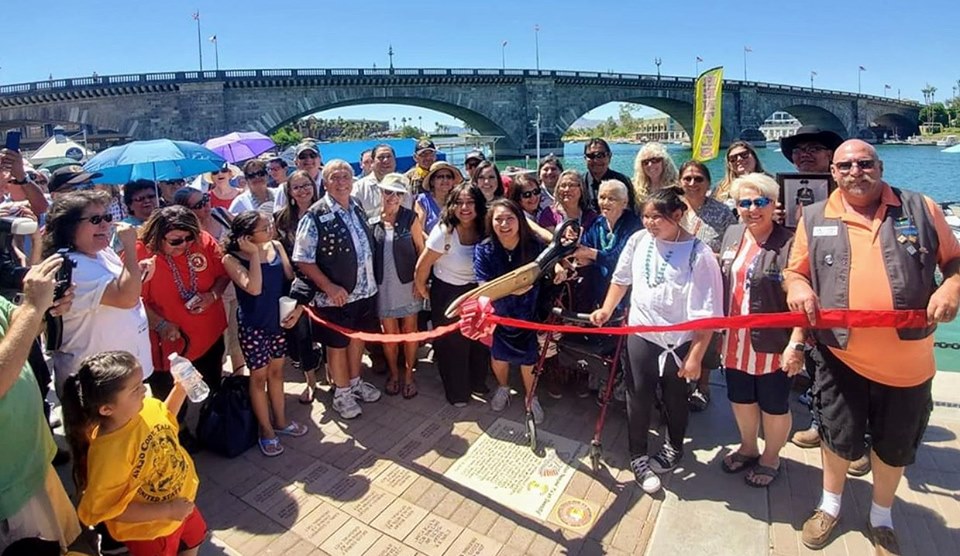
[{"xmin": 204, "ymin": 131, "xmax": 276, "ymax": 163}]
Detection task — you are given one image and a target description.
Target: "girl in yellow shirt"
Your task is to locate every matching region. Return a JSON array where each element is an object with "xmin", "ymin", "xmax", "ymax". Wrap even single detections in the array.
[{"xmin": 61, "ymin": 351, "xmax": 205, "ymax": 556}]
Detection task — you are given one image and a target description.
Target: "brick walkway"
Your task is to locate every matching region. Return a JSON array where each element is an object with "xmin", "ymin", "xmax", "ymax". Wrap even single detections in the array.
[{"xmin": 175, "ymin": 356, "xmax": 960, "ymax": 556}]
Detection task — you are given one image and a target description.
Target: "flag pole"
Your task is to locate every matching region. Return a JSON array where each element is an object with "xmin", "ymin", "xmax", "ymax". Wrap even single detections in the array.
[{"xmin": 194, "ymin": 11, "xmax": 203, "ymax": 72}]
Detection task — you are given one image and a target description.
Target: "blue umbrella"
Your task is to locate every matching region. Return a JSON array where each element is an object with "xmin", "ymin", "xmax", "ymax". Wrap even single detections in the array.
[{"xmin": 83, "ymin": 139, "xmax": 226, "ymax": 184}]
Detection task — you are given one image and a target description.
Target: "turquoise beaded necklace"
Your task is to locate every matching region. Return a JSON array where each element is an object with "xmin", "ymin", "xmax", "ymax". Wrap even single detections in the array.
[{"xmin": 644, "ymin": 230, "xmax": 682, "ymax": 288}]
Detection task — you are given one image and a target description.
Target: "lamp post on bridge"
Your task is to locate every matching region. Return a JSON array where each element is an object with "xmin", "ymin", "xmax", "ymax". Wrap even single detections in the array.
[
  {"xmin": 388, "ymin": 45, "xmax": 394, "ymax": 73},
  {"xmin": 654, "ymin": 57, "xmax": 662, "ymax": 79},
  {"xmin": 743, "ymin": 46, "xmax": 752, "ymax": 81},
  {"xmin": 695, "ymin": 56, "xmax": 702, "ymax": 76},
  {"xmin": 810, "ymin": 70, "xmax": 817, "ymax": 90},
  {"xmin": 209, "ymin": 35, "xmax": 219, "ymax": 71},
  {"xmin": 501, "ymin": 40, "xmax": 507, "ymax": 70},
  {"xmin": 858, "ymin": 65, "xmax": 866, "ymax": 94},
  {"xmin": 531, "ymin": 105, "xmax": 541, "ymax": 163}
]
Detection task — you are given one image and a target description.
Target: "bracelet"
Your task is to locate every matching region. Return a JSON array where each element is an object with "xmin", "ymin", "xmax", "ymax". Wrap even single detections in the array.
[{"xmin": 212, "ymin": 290, "xmax": 220, "ymax": 301}]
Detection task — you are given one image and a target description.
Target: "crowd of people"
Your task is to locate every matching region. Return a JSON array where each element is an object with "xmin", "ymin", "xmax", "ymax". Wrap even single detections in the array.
[{"xmin": 1, "ymin": 127, "xmax": 958, "ymax": 556}]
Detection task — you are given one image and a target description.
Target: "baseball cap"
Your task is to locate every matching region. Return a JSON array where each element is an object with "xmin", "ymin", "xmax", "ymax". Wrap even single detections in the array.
[{"xmin": 415, "ymin": 139, "xmax": 437, "ymax": 153}]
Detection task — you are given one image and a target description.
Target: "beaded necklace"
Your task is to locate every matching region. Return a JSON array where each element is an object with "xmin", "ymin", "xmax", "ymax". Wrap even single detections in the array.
[
  {"xmin": 644, "ymin": 229, "xmax": 682, "ymax": 288},
  {"xmin": 166, "ymin": 251, "xmax": 199, "ymax": 302},
  {"xmin": 598, "ymin": 218, "xmax": 617, "ymax": 252}
]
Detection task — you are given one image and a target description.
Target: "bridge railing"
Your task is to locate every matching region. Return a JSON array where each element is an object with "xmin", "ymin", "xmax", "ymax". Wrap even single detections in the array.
[{"xmin": 0, "ymin": 68, "xmax": 920, "ymax": 106}]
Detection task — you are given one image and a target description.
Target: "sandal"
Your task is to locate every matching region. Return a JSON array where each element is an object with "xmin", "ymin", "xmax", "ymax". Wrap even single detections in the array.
[
  {"xmin": 298, "ymin": 386, "xmax": 314, "ymax": 405},
  {"xmin": 402, "ymin": 380, "xmax": 418, "ymax": 399},
  {"xmin": 745, "ymin": 464, "xmax": 780, "ymax": 488},
  {"xmin": 274, "ymin": 421, "xmax": 308, "ymax": 437},
  {"xmin": 688, "ymin": 388, "xmax": 710, "ymax": 412},
  {"xmin": 258, "ymin": 436, "xmax": 284, "ymax": 457},
  {"xmin": 721, "ymin": 452, "xmax": 760, "ymax": 474},
  {"xmin": 385, "ymin": 377, "xmax": 401, "ymax": 396}
]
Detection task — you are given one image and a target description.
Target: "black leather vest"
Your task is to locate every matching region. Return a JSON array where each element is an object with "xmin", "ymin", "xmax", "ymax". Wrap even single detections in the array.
[{"xmin": 372, "ymin": 207, "xmax": 416, "ymax": 285}]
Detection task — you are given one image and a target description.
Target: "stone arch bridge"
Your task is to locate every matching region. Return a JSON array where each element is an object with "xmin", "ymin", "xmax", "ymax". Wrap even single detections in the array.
[{"xmin": 0, "ymin": 68, "xmax": 920, "ymax": 156}]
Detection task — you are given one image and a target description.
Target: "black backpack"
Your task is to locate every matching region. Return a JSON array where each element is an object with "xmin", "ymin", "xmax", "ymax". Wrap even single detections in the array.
[{"xmin": 196, "ymin": 375, "xmax": 258, "ymax": 458}]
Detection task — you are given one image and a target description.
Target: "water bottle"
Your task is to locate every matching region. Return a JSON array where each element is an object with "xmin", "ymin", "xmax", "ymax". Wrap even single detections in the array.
[{"xmin": 167, "ymin": 353, "xmax": 210, "ymax": 403}]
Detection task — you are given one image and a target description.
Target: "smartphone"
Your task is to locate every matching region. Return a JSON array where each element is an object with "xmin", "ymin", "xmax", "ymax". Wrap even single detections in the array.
[
  {"xmin": 53, "ymin": 248, "xmax": 76, "ymax": 301},
  {"xmin": 4, "ymin": 130, "xmax": 21, "ymax": 152},
  {"xmin": 185, "ymin": 294, "xmax": 203, "ymax": 311}
]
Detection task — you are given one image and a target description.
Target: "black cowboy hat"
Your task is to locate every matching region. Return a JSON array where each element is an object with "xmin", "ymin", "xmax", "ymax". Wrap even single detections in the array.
[{"xmin": 780, "ymin": 125, "xmax": 845, "ymax": 162}]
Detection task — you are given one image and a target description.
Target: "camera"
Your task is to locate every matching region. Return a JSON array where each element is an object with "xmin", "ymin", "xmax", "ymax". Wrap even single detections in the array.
[
  {"xmin": 0, "ymin": 216, "xmax": 38, "ymax": 301},
  {"xmin": 45, "ymin": 248, "xmax": 76, "ymax": 351}
]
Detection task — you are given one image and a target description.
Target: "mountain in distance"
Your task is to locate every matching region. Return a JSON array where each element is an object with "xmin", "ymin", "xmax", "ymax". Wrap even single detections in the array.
[{"xmin": 569, "ymin": 117, "xmax": 604, "ymax": 130}]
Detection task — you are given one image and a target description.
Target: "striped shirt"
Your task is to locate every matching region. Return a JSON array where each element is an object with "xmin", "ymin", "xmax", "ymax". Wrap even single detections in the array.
[{"xmin": 723, "ymin": 233, "xmax": 781, "ymax": 375}]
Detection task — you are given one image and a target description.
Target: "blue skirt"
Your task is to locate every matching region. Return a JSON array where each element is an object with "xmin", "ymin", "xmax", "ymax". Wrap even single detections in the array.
[{"xmin": 491, "ymin": 325, "xmax": 538, "ymax": 365}]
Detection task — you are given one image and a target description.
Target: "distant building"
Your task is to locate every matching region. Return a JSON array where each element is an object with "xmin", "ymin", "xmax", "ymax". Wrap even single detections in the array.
[
  {"xmin": 759, "ymin": 111, "xmax": 801, "ymax": 141},
  {"xmin": 633, "ymin": 116, "xmax": 689, "ymax": 143}
]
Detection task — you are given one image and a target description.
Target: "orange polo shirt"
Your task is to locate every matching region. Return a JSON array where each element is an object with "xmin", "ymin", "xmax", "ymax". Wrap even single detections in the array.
[{"xmin": 786, "ymin": 184, "xmax": 960, "ymax": 387}]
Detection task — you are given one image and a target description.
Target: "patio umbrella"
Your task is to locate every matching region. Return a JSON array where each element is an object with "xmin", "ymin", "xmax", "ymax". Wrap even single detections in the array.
[
  {"xmin": 39, "ymin": 157, "xmax": 80, "ymax": 172},
  {"xmin": 83, "ymin": 139, "xmax": 226, "ymax": 184},
  {"xmin": 204, "ymin": 131, "xmax": 276, "ymax": 163}
]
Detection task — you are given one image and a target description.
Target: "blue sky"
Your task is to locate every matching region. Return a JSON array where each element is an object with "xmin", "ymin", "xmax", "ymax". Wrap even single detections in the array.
[{"xmin": 4, "ymin": 1, "xmax": 958, "ymax": 128}]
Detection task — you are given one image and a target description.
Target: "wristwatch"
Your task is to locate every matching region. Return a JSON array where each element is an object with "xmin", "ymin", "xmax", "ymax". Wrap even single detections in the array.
[
  {"xmin": 789, "ymin": 341, "xmax": 805, "ymax": 352},
  {"xmin": 9, "ymin": 176, "xmax": 30, "ymax": 185}
]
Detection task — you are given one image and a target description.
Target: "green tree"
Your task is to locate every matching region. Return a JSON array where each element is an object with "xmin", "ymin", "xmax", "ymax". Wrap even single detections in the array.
[
  {"xmin": 271, "ymin": 126, "xmax": 303, "ymax": 149},
  {"xmin": 919, "ymin": 103, "xmax": 950, "ymax": 127},
  {"xmin": 397, "ymin": 126, "xmax": 422, "ymax": 139}
]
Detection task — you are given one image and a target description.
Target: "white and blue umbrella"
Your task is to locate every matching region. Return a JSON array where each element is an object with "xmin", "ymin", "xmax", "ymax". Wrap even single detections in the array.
[{"xmin": 83, "ymin": 139, "xmax": 226, "ymax": 184}]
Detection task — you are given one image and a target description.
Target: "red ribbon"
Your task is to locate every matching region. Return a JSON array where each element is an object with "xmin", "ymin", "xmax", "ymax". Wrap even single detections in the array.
[{"xmin": 303, "ymin": 304, "xmax": 929, "ymax": 344}]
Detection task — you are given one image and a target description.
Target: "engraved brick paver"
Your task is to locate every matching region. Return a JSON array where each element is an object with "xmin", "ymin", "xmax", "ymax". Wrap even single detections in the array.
[{"xmin": 176, "ymin": 363, "xmax": 960, "ymax": 556}]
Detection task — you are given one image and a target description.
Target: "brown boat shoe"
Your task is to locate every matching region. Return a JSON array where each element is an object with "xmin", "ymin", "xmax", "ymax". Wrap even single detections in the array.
[
  {"xmin": 801, "ymin": 509, "xmax": 840, "ymax": 550},
  {"xmin": 866, "ymin": 522, "xmax": 901, "ymax": 556},
  {"xmin": 791, "ymin": 425, "xmax": 821, "ymax": 449},
  {"xmin": 848, "ymin": 454, "xmax": 872, "ymax": 477}
]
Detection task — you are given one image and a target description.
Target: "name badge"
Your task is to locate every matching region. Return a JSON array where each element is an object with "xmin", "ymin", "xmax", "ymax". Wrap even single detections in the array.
[
  {"xmin": 721, "ymin": 249, "xmax": 737, "ymax": 261},
  {"xmin": 368, "ymin": 216, "xmax": 381, "ymax": 226},
  {"xmin": 319, "ymin": 213, "xmax": 335, "ymax": 224},
  {"xmin": 812, "ymin": 225, "xmax": 839, "ymax": 237}
]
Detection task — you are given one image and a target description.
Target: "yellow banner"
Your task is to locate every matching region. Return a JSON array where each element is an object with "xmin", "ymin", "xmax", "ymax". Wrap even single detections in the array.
[{"xmin": 693, "ymin": 67, "xmax": 724, "ymax": 162}]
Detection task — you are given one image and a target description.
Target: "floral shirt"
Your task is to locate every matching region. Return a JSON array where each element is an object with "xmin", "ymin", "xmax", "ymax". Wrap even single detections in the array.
[
  {"xmin": 681, "ymin": 197, "xmax": 738, "ymax": 253},
  {"xmin": 292, "ymin": 195, "xmax": 377, "ymax": 307}
]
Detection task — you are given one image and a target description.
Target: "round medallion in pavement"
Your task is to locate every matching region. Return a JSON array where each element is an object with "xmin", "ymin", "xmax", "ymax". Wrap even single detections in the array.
[{"xmin": 556, "ymin": 499, "xmax": 594, "ymax": 529}]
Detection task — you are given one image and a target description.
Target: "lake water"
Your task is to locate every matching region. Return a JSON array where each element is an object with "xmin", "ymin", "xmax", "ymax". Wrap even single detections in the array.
[{"xmin": 499, "ymin": 142, "xmax": 960, "ymax": 371}]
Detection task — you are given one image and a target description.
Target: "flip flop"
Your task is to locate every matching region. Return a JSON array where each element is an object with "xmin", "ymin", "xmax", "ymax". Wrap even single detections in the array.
[
  {"xmin": 298, "ymin": 387, "xmax": 313, "ymax": 405},
  {"xmin": 274, "ymin": 421, "xmax": 308, "ymax": 437},
  {"xmin": 721, "ymin": 452, "xmax": 760, "ymax": 474},
  {"xmin": 402, "ymin": 380, "xmax": 418, "ymax": 399},
  {"xmin": 745, "ymin": 464, "xmax": 780, "ymax": 488},
  {"xmin": 385, "ymin": 377, "xmax": 401, "ymax": 396},
  {"xmin": 258, "ymin": 436, "xmax": 284, "ymax": 457}
]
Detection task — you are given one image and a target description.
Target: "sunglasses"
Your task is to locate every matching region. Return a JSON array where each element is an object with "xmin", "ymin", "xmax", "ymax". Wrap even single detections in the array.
[
  {"xmin": 833, "ymin": 159, "xmax": 877, "ymax": 172},
  {"xmin": 728, "ymin": 152, "xmax": 752, "ymax": 163},
  {"xmin": 245, "ymin": 170, "xmax": 268, "ymax": 180},
  {"xmin": 188, "ymin": 193, "xmax": 210, "ymax": 210},
  {"xmin": 298, "ymin": 152, "xmax": 319, "ymax": 160},
  {"xmin": 682, "ymin": 175, "xmax": 707, "ymax": 184},
  {"xmin": 737, "ymin": 197, "xmax": 773, "ymax": 209},
  {"xmin": 165, "ymin": 234, "xmax": 195, "ymax": 247},
  {"xmin": 382, "ymin": 190, "xmax": 403, "ymax": 197},
  {"xmin": 214, "ymin": 168, "xmax": 231, "ymax": 175},
  {"xmin": 78, "ymin": 213, "xmax": 114, "ymax": 225},
  {"xmin": 641, "ymin": 157, "xmax": 663, "ymax": 166},
  {"xmin": 519, "ymin": 189, "xmax": 541, "ymax": 199},
  {"xmin": 585, "ymin": 152, "xmax": 609, "ymax": 160}
]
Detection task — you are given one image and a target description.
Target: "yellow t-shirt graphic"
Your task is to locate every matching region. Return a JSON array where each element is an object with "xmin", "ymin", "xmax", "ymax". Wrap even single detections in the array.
[{"xmin": 78, "ymin": 397, "xmax": 199, "ymax": 541}]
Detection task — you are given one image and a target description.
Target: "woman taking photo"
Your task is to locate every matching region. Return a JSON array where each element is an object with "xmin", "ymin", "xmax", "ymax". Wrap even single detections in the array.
[
  {"xmin": 471, "ymin": 160, "xmax": 504, "ymax": 204},
  {"xmin": 537, "ymin": 155, "xmax": 563, "ymax": 207},
  {"xmin": 223, "ymin": 211, "xmax": 307, "ymax": 457},
  {"xmin": 677, "ymin": 160, "xmax": 738, "ymax": 410},
  {"xmin": 275, "ymin": 170, "xmax": 325, "ymax": 404},
  {"xmin": 717, "ymin": 173, "xmax": 802, "ymax": 487},
  {"xmin": 475, "ymin": 199, "xmax": 545, "ymax": 422},
  {"xmin": 415, "ymin": 161, "xmax": 463, "ymax": 238},
  {"xmin": 136, "ymin": 205, "xmax": 230, "ymax": 447},
  {"xmin": 713, "ymin": 142, "xmax": 768, "ymax": 208},
  {"xmin": 372, "ymin": 173, "xmax": 425, "ymax": 399},
  {"xmin": 632, "ymin": 142, "xmax": 679, "ymax": 200},
  {"xmin": 414, "ymin": 183, "xmax": 489, "ymax": 406},
  {"xmin": 538, "ymin": 169, "xmax": 597, "ymax": 234},
  {"xmin": 43, "ymin": 191, "xmax": 153, "ymax": 392},
  {"xmin": 590, "ymin": 186, "xmax": 722, "ymax": 494}
]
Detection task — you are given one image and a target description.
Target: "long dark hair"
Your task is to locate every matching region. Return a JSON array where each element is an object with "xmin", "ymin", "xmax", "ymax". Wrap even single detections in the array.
[
  {"xmin": 224, "ymin": 210, "xmax": 263, "ymax": 254},
  {"xmin": 470, "ymin": 160, "xmax": 504, "ymax": 198},
  {"xmin": 138, "ymin": 205, "xmax": 202, "ymax": 255},
  {"xmin": 484, "ymin": 198, "xmax": 539, "ymax": 265},
  {"xmin": 275, "ymin": 170, "xmax": 318, "ymax": 243},
  {"xmin": 42, "ymin": 190, "xmax": 112, "ymax": 258},
  {"xmin": 439, "ymin": 182, "xmax": 486, "ymax": 237},
  {"xmin": 61, "ymin": 351, "xmax": 140, "ymax": 492}
]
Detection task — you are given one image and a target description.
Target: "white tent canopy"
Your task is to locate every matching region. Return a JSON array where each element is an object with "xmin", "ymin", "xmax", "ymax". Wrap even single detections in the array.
[{"xmin": 27, "ymin": 128, "xmax": 94, "ymax": 164}]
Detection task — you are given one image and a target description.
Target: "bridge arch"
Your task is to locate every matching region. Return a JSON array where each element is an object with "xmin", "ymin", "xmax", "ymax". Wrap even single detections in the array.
[
  {"xmin": 774, "ymin": 104, "xmax": 848, "ymax": 138},
  {"xmin": 555, "ymin": 94, "xmax": 707, "ymax": 144},
  {"xmin": 871, "ymin": 112, "xmax": 919, "ymax": 140}
]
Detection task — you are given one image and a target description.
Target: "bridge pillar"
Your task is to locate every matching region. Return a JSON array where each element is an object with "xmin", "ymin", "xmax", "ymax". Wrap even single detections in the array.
[
  {"xmin": 729, "ymin": 86, "xmax": 768, "ymax": 146},
  {"xmin": 167, "ymin": 82, "xmax": 228, "ymax": 142},
  {"xmin": 519, "ymin": 78, "xmax": 563, "ymax": 157}
]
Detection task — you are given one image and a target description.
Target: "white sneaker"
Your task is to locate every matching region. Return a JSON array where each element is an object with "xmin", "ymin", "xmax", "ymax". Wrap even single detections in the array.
[
  {"xmin": 530, "ymin": 396, "xmax": 544, "ymax": 424},
  {"xmin": 491, "ymin": 386, "xmax": 511, "ymax": 412},
  {"xmin": 333, "ymin": 390, "xmax": 362, "ymax": 419},
  {"xmin": 351, "ymin": 380, "xmax": 381, "ymax": 403},
  {"xmin": 631, "ymin": 456, "xmax": 662, "ymax": 494}
]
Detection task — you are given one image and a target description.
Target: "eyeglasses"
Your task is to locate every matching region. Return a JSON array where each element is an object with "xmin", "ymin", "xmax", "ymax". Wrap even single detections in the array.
[
  {"xmin": 728, "ymin": 151, "xmax": 752, "ymax": 163},
  {"xmin": 131, "ymin": 193, "xmax": 157, "ymax": 204},
  {"xmin": 641, "ymin": 157, "xmax": 663, "ymax": 166},
  {"xmin": 214, "ymin": 168, "xmax": 231, "ymax": 175},
  {"xmin": 298, "ymin": 152, "xmax": 319, "ymax": 160},
  {"xmin": 681, "ymin": 175, "xmax": 707, "ymax": 184},
  {"xmin": 165, "ymin": 234, "xmax": 195, "ymax": 247},
  {"xmin": 737, "ymin": 197, "xmax": 773, "ymax": 209},
  {"xmin": 245, "ymin": 170, "xmax": 268, "ymax": 180},
  {"xmin": 78, "ymin": 213, "xmax": 114, "ymax": 225},
  {"xmin": 433, "ymin": 173, "xmax": 455, "ymax": 181},
  {"xmin": 455, "ymin": 200, "xmax": 476, "ymax": 207},
  {"xmin": 833, "ymin": 159, "xmax": 877, "ymax": 173},
  {"xmin": 188, "ymin": 193, "xmax": 210, "ymax": 210},
  {"xmin": 290, "ymin": 182, "xmax": 314, "ymax": 192},
  {"xmin": 793, "ymin": 145, "xmax": 829, "ymax": 156},
  {"xmin": 382, "ymin": 190, "xmax": 403, "ymax": 197},
  {"xmin": 585, "ymin": 152, "xmax": 609, "ymax": 160},
  {"xmin": 519, "ymin": 189, "xmax": 541, "ymax": 199}
]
